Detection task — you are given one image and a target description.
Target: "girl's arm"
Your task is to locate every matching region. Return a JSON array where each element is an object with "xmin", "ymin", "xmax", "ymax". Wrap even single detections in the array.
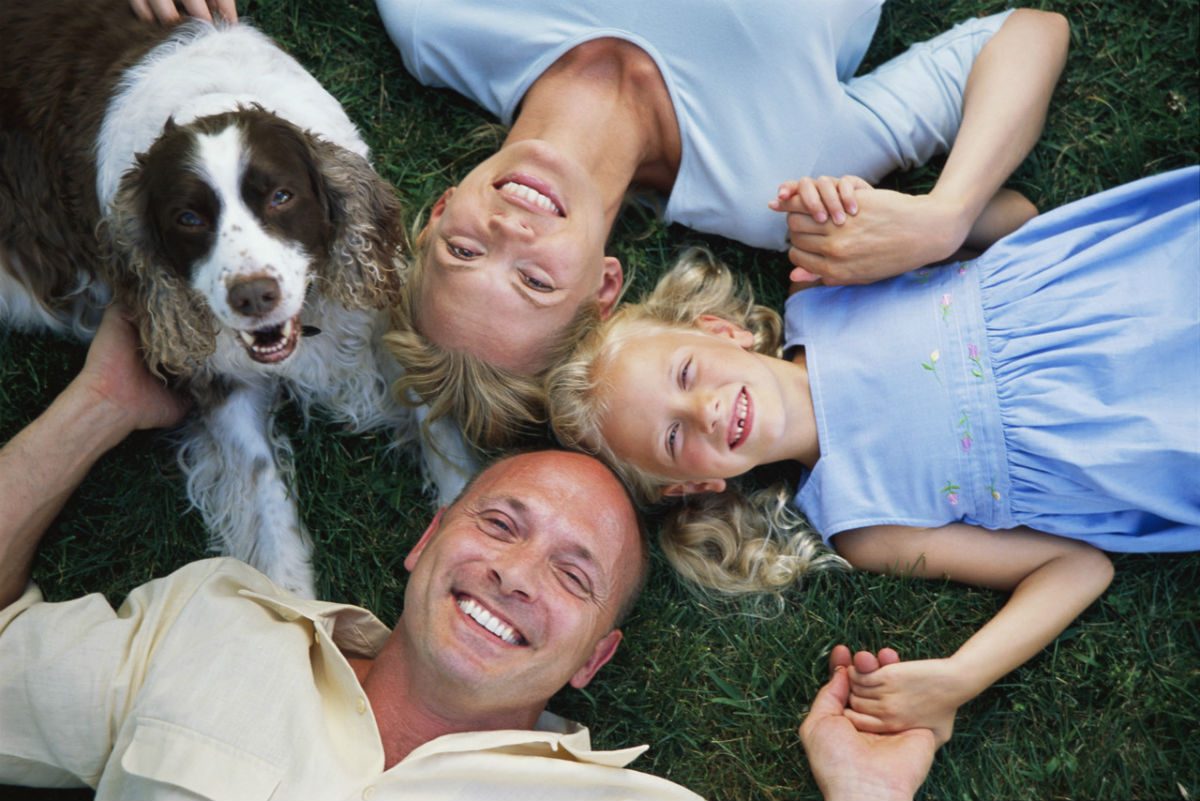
[
  {"xmin": 783, "ymin": 9, "xmax": 1068, "ymax": 285},
  {"xmin": 830, "ymin": 523, "xmax": 1114, "ymax": 745}
]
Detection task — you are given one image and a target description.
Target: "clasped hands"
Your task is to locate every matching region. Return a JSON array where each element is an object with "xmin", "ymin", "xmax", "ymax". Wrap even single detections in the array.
[
  {"xmin": 801, "ymin": 644, "xmax": 965, "ymax": 801},
  {"xmin": 769, "ymin": 176, "xmax": 969, "ymax": 287}
]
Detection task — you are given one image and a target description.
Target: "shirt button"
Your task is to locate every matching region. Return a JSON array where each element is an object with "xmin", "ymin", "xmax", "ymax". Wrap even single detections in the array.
[
  {"xmin": 356, "ymin": 697, "xmax": 367, "ymax": 715},
  {"xmin": 362, "ymin": 786, "xmax": 376, "ymax": 800}
]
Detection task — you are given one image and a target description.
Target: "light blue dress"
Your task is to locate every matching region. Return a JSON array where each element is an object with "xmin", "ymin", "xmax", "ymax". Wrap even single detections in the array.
[
  {"xmin": 377, "ymin": 0, "xmax": 1012, "ymax": 250},
  {"xmin": 784, "ymin": 168, "xmax": 1200, "ymax": 552}
]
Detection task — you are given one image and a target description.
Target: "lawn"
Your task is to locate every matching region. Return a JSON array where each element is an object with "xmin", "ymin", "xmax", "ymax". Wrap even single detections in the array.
[{"xmin": 1, "ymin": 1, "xmax": 1197, "ymax": 799}]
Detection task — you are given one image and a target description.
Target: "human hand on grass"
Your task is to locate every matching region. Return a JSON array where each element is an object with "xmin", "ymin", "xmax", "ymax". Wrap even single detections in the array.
[
  {"xmin": 843, "ymin": 653, "xmax": 969, "ymax": 747},
  {"xmin": 800, "ymin": 645, "xmax": 936, "ymax": 801},
  {"xmin": 775, "ymin": 186, "xmax": 966, "ymax": 285}
]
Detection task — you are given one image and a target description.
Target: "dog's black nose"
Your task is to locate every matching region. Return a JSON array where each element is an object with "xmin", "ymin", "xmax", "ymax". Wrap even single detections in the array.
[{"xmin": 228, "ymin": 276, "xmax": 281, "ymax": 317}]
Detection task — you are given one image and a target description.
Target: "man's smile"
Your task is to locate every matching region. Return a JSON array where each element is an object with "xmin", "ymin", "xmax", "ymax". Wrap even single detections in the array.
[{"xmin": 456, "ymin": 593, "xmax": 529, "ymax": 646}]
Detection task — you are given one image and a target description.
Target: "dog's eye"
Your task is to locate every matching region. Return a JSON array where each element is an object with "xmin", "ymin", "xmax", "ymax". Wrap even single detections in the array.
[
  {"xmin": 177, "ymin": 210, "xmax": 206, "ymax": 227},
  {"xmin": 270, "ymin": 189, "xmax": 294, "ymax": 208}
]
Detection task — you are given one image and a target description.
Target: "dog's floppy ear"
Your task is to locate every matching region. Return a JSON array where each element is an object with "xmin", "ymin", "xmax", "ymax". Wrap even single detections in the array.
[
  {"xmin": 308, "ymin": 136, "xmax": 408, "ymax": 310},
  {"xmin": 98, "ymin": 157, "xmax": 218, "ymax": 380}
]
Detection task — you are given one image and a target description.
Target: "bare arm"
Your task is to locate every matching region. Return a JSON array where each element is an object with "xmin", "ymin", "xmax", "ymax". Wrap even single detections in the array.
[
  {"xmin": 831, "ymin": 523, "xmax": 1114, "ymax": 744},
  {"xmin": 782, "ymin": 10, "xmax": 1068, "ymax": 284},
  {"xmin": 0, "ymin": 307, "xmax": 189, "ymax": 609}
]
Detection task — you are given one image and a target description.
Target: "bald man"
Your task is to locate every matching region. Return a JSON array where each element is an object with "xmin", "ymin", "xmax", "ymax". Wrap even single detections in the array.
[{"xmin": 0, "ymin": 308, "xmax": 933, "ymax": 800}]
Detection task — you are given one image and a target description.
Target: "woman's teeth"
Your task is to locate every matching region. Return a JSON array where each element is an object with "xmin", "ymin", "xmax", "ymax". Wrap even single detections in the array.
[{"xmin": 499, "ymin": 181, "xmax": 562, "ymax": 215}]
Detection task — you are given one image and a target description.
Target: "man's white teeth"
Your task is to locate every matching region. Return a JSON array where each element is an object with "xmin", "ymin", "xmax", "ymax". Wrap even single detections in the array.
[
  {"xmin": 458, "ymin": 597, "xmax": 522, "ymax": 645},
  {"xmin": 499, "ymin": 181, "xmax": 561, "ymax": 214}
]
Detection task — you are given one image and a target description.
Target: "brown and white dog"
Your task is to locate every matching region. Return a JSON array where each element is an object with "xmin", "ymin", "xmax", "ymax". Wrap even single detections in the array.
[{"xmin": 0, "ymin": 1, "xmax": 471, "ymax": 597}]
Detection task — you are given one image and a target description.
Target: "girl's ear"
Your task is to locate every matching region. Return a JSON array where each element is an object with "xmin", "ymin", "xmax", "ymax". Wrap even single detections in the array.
[
  {"xmin": 663, "ymin": 478, "xmax": 728, "ymax": 497},
  {"xmin": 695, "ymin": 315, "xmax": 754, "ymax": 349}
]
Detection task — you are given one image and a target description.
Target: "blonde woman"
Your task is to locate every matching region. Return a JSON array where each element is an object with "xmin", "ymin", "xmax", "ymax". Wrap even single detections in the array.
[
  {"xmin": 137, "ymin": 0, "xmax": 1069, "ymax": 451},
  {"xmin": 376, "ymin": 0, "xmax": 1068, "ymax": 448},
  {"xmin": 546, "ymin": 168, "xmax": 1200, "ymax": 746}
]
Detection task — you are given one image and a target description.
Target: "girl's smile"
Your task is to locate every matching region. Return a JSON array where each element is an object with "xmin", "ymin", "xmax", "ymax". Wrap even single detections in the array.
[{"xmin": 597, "ymin": 317, "xmax": 819, "ymax": 494}]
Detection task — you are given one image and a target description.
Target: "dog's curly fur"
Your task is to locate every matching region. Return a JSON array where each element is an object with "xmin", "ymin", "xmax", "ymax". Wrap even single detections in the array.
[{"xmin": 0, "ymin": 0, "xmax": 430, "ymax": 597}]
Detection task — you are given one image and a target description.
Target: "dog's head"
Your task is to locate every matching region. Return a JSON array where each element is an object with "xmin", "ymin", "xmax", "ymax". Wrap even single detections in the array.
[{"xmin": 100, "ymin": 106, "xmax": 406, "ymax": 380}]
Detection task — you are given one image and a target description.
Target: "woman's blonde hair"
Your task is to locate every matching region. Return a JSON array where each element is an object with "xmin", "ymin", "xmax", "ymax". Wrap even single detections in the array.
[{"xmin": 547, "ymin": 247, "xmax": 846, "ymax": 599}]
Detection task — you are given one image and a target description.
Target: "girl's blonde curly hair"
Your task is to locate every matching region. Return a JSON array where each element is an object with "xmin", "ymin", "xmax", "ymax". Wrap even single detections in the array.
[{"xmin": 547, "ymin": 247, "xmax": 846, "ymax": 599}]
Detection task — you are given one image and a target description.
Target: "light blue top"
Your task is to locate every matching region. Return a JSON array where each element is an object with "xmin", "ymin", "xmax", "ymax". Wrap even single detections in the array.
[
  {"xmin": 784, "ymin": 168, "xmax": 1200, "ymax": 552},
  {"xmin": 376, "ymin": 0, "xmax": 1013, "ymax": 250}
]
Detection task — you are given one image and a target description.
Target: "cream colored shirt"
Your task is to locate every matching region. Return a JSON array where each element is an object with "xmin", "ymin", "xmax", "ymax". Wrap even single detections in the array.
[{"xmin": 0, "ymin": 558, "xmax": 703, "ymax": 800}]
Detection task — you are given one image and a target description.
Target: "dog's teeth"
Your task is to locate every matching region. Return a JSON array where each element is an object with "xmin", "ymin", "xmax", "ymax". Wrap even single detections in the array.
[{"xmin": 238, "ymin": 330, "xmax": 256, "ymax": 347}]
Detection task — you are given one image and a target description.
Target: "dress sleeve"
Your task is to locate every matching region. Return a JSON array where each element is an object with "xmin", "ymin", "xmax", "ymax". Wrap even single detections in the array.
[{"xmin": 818, "ymin": 10, "xmax": 1016, "ymax": 182}]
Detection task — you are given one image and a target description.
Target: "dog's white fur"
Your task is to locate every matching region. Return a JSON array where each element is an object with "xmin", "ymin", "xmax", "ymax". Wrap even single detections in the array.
[{"xmin": 1, "ymin": 19, "xmax": 476, "ymax": 599}]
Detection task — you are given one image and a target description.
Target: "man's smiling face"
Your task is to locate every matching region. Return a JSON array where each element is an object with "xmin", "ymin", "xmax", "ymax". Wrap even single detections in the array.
[{"xmin": 399, "ymin": 451, "xmax": 642, "ymax": 715}]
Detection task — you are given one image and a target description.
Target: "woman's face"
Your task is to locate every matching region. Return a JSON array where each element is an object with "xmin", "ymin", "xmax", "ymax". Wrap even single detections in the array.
[
  {"xmin": 416, "ymin": 141, "xmax": 622, "ymax": 374},
  {"xmin": 596, "ymin": 318, "xmax": 807, "ymax": 494}
]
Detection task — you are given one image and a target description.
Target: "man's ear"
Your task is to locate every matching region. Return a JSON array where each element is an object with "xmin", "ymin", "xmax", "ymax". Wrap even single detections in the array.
[
  {"xmin": 404, "ymin": 507, "xmax": 446, "ymax": 572},
  {"xmin": 596, "ymin": 256, "xmax": 624, "ymax": 319},
  {"xmin": 416, "ymin": 187, "xmax": 455, "ymax": 247},
  {"xmin": 695, "ymin": 314, "xmax": 754, "ymax": 349},
  {"xmin": 662, "ymin": 478, "xmax": 727, "ymax": 497},
  {"xmin": 569, "ymin": 629, "xmax": 623, "ymax": 689}
]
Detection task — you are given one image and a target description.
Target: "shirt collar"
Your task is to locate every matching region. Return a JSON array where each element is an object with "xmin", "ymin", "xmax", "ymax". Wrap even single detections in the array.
[{"xmin": 236, "ymin": 590, "xmax": 649, "ymax": 770}]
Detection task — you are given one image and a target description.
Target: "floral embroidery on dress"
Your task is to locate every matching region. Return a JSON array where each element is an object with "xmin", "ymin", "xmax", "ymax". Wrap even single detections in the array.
[
  {"xmin": 910, "ymin": 267, "xmax": 935, "ymax": 284},
  {"xmin": 988, "ymin": 482, "xmax": 1002, "ymax": 502},
  {"xmin": 967, "ymin": 343, "xmax": 985, "ymax": 380},
  {"xmin": 941, "ymin": 480, "xmax": 961, "ymax": 506},
  {"xmin": 958, "ymin": 410, "xmax": 973, "ymax": 452},
  {"xmin": 940, "ymin": 293, "xmax": 953, "ymax": 322},
  {"xmin": 922, "ymin": 349, "xmax": 942, "ymax": 383}
]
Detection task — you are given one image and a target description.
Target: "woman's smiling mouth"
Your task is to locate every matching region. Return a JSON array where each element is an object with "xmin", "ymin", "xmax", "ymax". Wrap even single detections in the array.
[{"xmin": 495, "ymin": 174, "xmax": 565, "ymax": 216}]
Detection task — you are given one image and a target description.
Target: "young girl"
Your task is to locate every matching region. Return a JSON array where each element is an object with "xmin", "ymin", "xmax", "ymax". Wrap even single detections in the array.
[{"xmin": 547, "ymin": 167, "xmax": 1200, "ymax": 745}]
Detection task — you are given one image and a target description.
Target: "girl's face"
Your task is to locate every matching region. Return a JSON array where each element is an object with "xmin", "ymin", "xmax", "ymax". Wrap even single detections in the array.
[{"xmin": 597, "ymin": 318, "xmax": 811, "ymax": 495}]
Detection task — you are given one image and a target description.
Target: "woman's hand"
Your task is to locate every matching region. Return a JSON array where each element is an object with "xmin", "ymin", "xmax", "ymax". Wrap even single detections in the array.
[
  {"xmin": 130, "ymin": 0, "xmax": 237, "ymax": 25},
  {"xmin": 779, "ymin": 187, "xmax": 968, "ymax": 285}
]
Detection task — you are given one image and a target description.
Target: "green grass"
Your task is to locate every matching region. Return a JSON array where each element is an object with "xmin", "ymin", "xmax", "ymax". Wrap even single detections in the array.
[{"xmin": 2, "ymin": 0, "xmax": 1198, "ymax": 799}]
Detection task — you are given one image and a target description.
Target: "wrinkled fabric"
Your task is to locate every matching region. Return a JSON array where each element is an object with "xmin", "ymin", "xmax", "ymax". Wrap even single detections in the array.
[{"xmin": 786, "ymin": 168, "xmax": 1200, "ymax": 551}]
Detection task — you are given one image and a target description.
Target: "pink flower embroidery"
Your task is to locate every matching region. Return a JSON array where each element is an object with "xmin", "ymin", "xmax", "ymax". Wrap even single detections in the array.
[
  {"xmin": 966, "ymin": 343, "xmax": 984, "ymax": 380},
  {"xmin": 961, "ymin": 436, "xmax": 973, "ymax": 452}
]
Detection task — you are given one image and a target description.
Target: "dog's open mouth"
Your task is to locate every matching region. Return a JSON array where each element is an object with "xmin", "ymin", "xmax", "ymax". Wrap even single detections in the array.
[{"xmin": 237, "ymin": 315, "xmax": 301, "ymax": 364}]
